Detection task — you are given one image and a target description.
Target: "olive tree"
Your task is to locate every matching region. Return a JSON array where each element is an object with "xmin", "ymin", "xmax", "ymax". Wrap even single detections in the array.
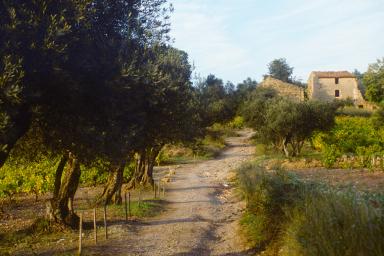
[{"xmin": 242, "ymin": 88, "xmax": 337, "ymax": 157}]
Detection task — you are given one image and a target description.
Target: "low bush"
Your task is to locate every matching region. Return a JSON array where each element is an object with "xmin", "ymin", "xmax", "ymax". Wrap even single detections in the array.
[
  {"xmin": 236, "ymin": 163, "xmax": 384, "ymax": 255},
  {"xmin": 312, "ymin": 116, "xmax": 384, "ymax": 169},
  {"xmin": 227, "ymin": 116, "xmax": 245, "ymax": 129}
]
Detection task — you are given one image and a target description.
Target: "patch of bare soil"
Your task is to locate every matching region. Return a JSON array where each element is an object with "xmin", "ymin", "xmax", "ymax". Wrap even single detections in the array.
[{"xmin": 291, "ymin": 168, "xmax": 384, "ymax": 192}]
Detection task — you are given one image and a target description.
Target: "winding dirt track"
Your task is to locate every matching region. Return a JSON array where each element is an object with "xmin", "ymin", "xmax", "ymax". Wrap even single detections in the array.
[{"xmin": 86, "ymin": 130, "xmax": 255, "ymax": 256}]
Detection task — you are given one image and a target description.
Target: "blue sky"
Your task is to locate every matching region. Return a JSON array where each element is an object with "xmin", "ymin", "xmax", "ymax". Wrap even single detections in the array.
[{"xmin": 169, "ymin": 0, "xmax": 384, "ymax": 84}]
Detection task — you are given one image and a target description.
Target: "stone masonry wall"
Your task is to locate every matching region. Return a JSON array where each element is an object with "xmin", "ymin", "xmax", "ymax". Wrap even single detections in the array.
[{"xmin": 260, "ymin": 77, "xmax": 305, "ymax": 102}]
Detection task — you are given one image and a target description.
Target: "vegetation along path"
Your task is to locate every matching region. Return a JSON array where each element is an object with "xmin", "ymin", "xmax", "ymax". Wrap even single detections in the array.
[{"xmin": 86, "ymin": 130, "xmax": 255, "ymax": 255}]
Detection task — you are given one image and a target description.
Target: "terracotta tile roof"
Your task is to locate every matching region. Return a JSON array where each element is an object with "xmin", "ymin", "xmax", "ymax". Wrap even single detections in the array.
[{"xmin": 311, "ymin": 71, "xmax": 355, "ymax": 78}]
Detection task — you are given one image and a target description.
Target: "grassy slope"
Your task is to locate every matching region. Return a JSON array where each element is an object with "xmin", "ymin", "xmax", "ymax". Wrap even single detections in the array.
[{"xmin": 236, "ymin": 154, "xmax": 384, "ymax": 255}]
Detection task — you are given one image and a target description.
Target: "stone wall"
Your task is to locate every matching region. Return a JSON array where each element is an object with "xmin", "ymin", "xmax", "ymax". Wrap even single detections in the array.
[{"xmin": 259, "ymin": 77, "xmax": 305, "ymax": 102}]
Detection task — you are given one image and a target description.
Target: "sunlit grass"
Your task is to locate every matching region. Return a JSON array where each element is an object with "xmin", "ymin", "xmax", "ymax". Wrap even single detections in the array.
[{"xmin": 236, "ymin": 162, "xmax": 384, "ymax": 255}]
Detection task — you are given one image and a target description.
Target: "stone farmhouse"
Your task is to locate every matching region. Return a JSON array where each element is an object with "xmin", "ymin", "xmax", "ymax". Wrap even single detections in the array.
[{"xmin": 307, "ymin": 71, "xmax": 368, "ymax": 108}]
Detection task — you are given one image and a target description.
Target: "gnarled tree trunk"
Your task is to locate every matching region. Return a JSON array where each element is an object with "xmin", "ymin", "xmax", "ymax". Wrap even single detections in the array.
[
  {"xmin": 126, "ymin": 150, "xmax": 146, "ymax": 190},
  {"xmin": 53, "ymin": 155, "xmax": 68, "ymax": 198},
  {"xmin": 126, "ymin": 145, "xmax": 163, "ymax": 190},
  {"xmin": 282, "ymin": 137, "xmax": 290, "ymax": 158},
  {"xmin": 140, "ymin": 145, "xmax": 162, "ymax": 186},
  {"xmin": 97, "ymin": 161, "xmax": 126, "ymax": 205},
  {"xmin": 47, "ymin": 152, "xmax": 81, "ymax": 228}
]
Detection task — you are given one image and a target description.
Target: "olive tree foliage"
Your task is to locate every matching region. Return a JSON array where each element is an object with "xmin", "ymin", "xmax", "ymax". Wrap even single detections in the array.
[
  {"xmin": 235, "ymin": 78, "xmax": 258, "ymax": 107},
  {"xmin": 266, "ymin": 58, "xmax": 294, "ymax": 83},
  {"xmin": 123, "ymin": 46, "xmax": 199, "ymax": 190},
  {"xmin": 0, "ymin": 0, "xmax": 191, "ymax": 227},
  {"xmin": 241, "ymin": 88, "xmax": 337, "ymax": 157},
  {"xmin": 363, "ymin": 58, "xmax": 384, "ymax": 104},
  {"xmin": 240, "ymin": 87, "xmax": 277, "ymax": 129},
  {"xmin": 0, "ymin": 0, "xmax": 172, "ymax": 164},
  {"xmin": 195, "ymin": 74, "xmax": 237, "ymax": 126}
]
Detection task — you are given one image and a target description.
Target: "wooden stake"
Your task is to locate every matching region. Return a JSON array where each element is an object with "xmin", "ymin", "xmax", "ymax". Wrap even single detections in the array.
[
  {"xmin": 78, "ymin": 212, "xmax": 83, "ymax": 255},
  {"xmin": 93, "ymin": 208, "xmax": 97, "ymax": 245},
  {"xmin": 154, "ymin": 183, "xmax": 157, "ymax": 199},
  {"xmin": 103, "ymin": 204, "xmax": 108, "ymax": 239},
  {"xmin": 158, "ymin": 181, "xmax": 161, "ymax": 198},
  {"xmin": 162, "ymin": 184, "xmax": 165, "ymax": 197},
  {"xmin": 124, "ymin": 192, "xmax": 128, "ymax": 222},
  {"xmin": 138, "ymin": 188, "xmax": 142, "ymax": 208},
  {"xmin": 128, "ymin": 192, "xmax": 131, "ymax": 217}
]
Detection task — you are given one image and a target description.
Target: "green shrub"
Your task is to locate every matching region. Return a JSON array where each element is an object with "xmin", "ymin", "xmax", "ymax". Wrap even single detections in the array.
[
  {"xmin": 313, "ymin": 116, "xmax": 384, "ymax": 169},
  {"xmin": 356, "ymin": 144, "xmax": 384, "ymax": 169},
  {"xmin": 210, "ymin": 122, "xmax": 238, "ymax": 137},
  {"xmin": 228, "ymin": 116, "xmax": 245, "ymax": 129},
  {"xmin": 321, "ymin": 144, "xmax": 341, "ymax": 168},
  {"xmin": 80, "ymin": 165, "xmax": 108, "ymax": 187}
]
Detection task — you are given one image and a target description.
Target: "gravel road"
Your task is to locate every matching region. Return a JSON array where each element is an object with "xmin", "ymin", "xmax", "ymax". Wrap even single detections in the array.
[{"xmin": 85, "ymin": 130, "xmax": 255, "ymax": 256}]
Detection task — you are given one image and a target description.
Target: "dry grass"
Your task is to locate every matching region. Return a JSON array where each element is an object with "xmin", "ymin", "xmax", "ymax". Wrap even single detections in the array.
[{"xmin": 236, "ymin": 162, "xmax": 384, "ymax": 255}]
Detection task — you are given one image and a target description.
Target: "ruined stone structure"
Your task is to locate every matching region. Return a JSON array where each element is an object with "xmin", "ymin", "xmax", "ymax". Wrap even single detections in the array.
[
  {"xmin": 260, "ymin": 76, "xmax": 305, "ymax": 102},
  {"xmin": 307, "ymin": 71, "xmax": 369, "ymax": 107}
]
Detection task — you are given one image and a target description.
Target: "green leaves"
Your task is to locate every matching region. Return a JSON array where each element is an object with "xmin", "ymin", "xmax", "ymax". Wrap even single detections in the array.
[
  {"xmin": 242, "ymin": 88, "xmax": 337, "ymax": 157},
  {"xmin": 0, "ymin": 154, "xmax": 58, "ymax": 200},
  {"xmin": 266, "ymin": 58, "xmax": 294, "ymax": 83},
  {"xmin": 0, "ymin": 55, "xmax": 24, "ymax": 104},
  {"xmin": 313, "ymin": 116, "xmax": 384, "ymax": 168},
  {"xmin": 363, "ymin": 58, "xmax": 384, "ymax": 104}
]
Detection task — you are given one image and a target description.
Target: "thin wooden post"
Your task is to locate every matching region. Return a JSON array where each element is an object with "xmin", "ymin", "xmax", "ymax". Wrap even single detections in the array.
[
  {"xmin": 158, "ymin": 181, "xmax": 161, "ymax": 198},
  {"xmin": 128, "ymin": 192, "xmax": 131, "ymax": 217},
  {"xmin": 103, "ymin": 204, "xmax": 108, "ymax": 240},
  {"xmin": 138, "ymin": 188, "xmax": 142, "ymax": 208},
  {"xmin": 78, "ymin": 213, "xmax": 83, "ymax": 255},
  {"xmin": 93, "ymin": 208, "xmax": 97, "ymax": 245},
  {"xmin": 154, "ymin": 183, "xmax": 157, "ymax": 199},
  {"xmin": 124, "ymin": 192, "xmax": 128, "ymax": 222},
  {"xmin": 162, "ymin": 184, "xmax": 165, "ymax": 197}
]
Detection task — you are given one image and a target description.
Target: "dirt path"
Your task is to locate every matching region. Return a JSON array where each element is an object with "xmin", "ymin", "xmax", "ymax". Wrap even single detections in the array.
[{"xmin": 85, "ymin": 130, "xmax": 255, "ymax": 256}]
